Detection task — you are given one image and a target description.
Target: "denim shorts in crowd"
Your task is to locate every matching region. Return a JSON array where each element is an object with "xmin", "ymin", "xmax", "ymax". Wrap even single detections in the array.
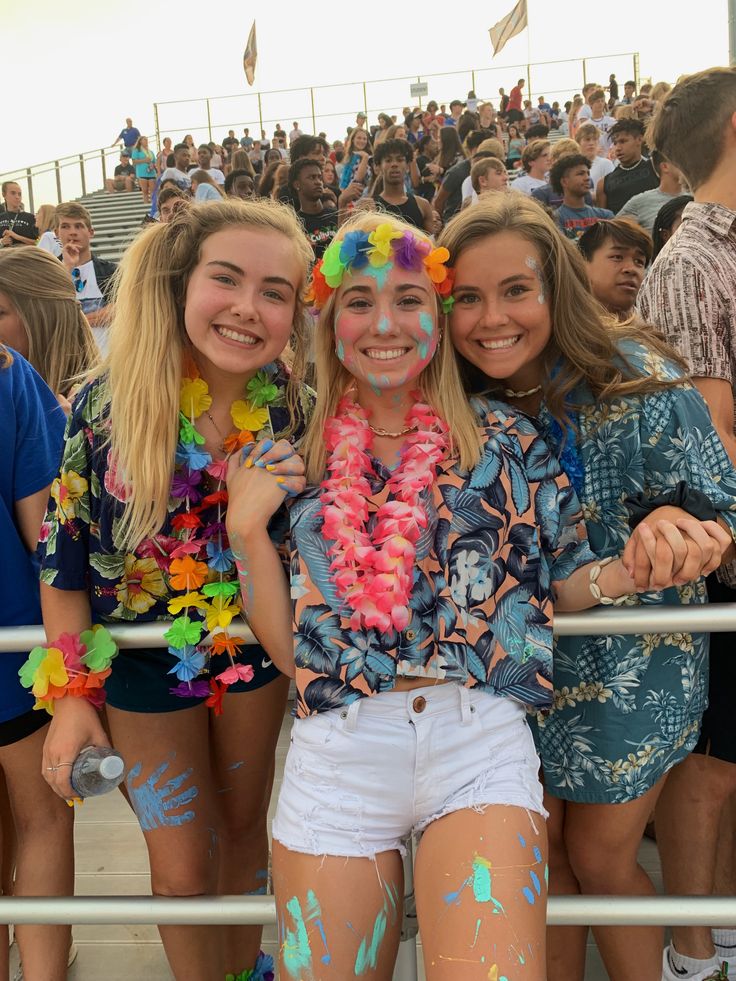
[{"xmin": 272, "ymin": 682, "xmax": 546, "ymax": 858}]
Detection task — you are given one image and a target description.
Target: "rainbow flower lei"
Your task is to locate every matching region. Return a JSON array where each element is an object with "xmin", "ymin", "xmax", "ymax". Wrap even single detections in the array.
[
  {"xmin": 161, "ymin": 363, "xmax": 280, "ymax": 711},
  {"xmin": 305, "ymin": 223, "xmax": 455, "ymax": 313},
  {"xmin": 320, "ymin": 393, "xmax": 449, "ymax": 633}
]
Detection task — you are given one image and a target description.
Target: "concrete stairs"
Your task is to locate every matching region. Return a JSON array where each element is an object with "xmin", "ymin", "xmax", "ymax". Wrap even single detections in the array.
[{"xmin": 80, "ymin": 189, "xmax": 151, "ymax": 264}]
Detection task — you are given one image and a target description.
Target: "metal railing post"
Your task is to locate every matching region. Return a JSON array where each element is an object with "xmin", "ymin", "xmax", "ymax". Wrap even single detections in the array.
[
  {"xmin": 79, "ymin": 154, "xmax": 87, "ymax": 197},
  {"xmin": 582, "ymin": 58, "xmax": 588, "ymax": 88},
  {"xmin": 526, "ymin": 63, "xmax": 532, "ymax": 102},
  {"xmin": 634, "ymin": 52, "xmax": 640, "ymax": 90},
  {"xmin": 416, "ymin": 76, "xmax": 423, "ymax": 110},
  {"xmin": 471, "ymin": 69, "xmax": 476, "ymax": 94},
  {"xmin": 257, "ymin": 92, "xmax": 263, "ymax": 139},
  {"xmin": 101, "ymin": 148, "xmax": 107, "ymax": 185},
  {"xmin": 310, "ymin": 87, "xmax": 316, "ymax": 135},
  {"xmin": 25, "ymin": 168, "xmax": 34, "ymax": 213},
  {"xmin": 154, "ymin": 102, "xmax": 161, "ymax": 153},
  {"xmin": 206, "ymin": 98, "xmax": 213, "ymax": 143},
  {"xmin": 54, "ymin": 161, "xmax": 62, "ymax": 204},
  {"xmin": 363, "ymin": 80, "xmax": 368, "ymax": 119}
]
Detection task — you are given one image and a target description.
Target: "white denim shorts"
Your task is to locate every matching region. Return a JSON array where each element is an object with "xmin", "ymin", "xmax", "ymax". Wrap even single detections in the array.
[{"xmin": 272, "ymin": 683, "xmax": 546, "ymax": 858}]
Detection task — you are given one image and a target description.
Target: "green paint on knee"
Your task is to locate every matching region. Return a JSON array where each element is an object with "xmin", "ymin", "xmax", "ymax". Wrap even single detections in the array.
[{"xmin": 282, "ymin": 896, "xmax": 312, "ymax": 978}]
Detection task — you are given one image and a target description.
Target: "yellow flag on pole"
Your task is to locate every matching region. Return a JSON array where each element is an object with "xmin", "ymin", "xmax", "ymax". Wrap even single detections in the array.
[
  {"xmin": 489, "ymin": 0, "xmax": 528, "ymax": 57},
  {"xmin": 243, "ymin": 21, "xmax": 257, "ymax": 86}
]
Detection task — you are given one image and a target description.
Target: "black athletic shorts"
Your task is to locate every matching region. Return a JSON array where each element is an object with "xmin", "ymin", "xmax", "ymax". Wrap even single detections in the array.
[
  {"xmin": 105, "ymin": 644, "xmax": 281, "ymax": 713},
  {"xmin": 693, "ymin": 573, "xmax": 736, "ymax": 764},
  {"xmin": 0, "ymin": 709, "xmax": 49, "ymax": 747}
]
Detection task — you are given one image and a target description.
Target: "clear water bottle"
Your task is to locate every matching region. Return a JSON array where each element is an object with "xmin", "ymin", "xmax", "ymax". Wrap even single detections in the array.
[{"xmin": 70, "ymin": 746, "xmax": 125, "ymax": 798}]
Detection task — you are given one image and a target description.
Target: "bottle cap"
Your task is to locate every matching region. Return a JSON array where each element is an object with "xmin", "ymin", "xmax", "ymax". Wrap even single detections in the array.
[{"xmin": 99, "ymin": 755, "xmax": 125, "ymax": 781}]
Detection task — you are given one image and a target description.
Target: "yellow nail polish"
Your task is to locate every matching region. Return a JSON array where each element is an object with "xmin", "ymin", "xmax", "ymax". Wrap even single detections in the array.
[
  {"xmin": 276, "ymin": 477, "xmax": 285, "ymax": 485},
  {"xmin": 266, "ymin": 464, "xmax": 276, "ymax": 472},
  {"xmin": 245, "ymin": 457, "xmax": 254, "ymax": 468}
]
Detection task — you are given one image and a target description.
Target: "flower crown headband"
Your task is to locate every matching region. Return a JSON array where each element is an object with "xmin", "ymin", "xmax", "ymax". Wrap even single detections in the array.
[{"xmin": 305, "ymin": 222, "xmax": 455, "ymax": 313}]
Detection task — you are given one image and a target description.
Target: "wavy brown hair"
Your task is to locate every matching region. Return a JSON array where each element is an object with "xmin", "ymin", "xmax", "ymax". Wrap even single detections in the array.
[
  {"xmin": 98, "ymin": 198, "xmax": 313, "ymax": 548},
  {"xmin": 0, "ymin": 247, "xmax": 97, "ymax": 395},
  {"xmin": 438, "ymin": 194, "xmax": 687, "ymax": 424}
]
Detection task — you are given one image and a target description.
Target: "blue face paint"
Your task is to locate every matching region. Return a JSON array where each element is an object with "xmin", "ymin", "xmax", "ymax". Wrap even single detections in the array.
[
  {"xmin": 126, "ymin": 756, "xmax": 198, "ymax": 832},
  {"xmin": 336, "ymin": 338, "xmax": 345, "ymax": 362},
  {"xmin": 418, "ymin": 342, "xmax": 428, "ymax": 360},
  {"xmin": 418, "ymin": 311, "xmax": 435, "ymax": 336},
  {"xmin": 377, "ymin": 316, "xmax": 391, "ymax": 336},
  {"xmin": 364, "ymin": 261, "xmax": 393, "ymax": 291},
  {"xmin": 366, "ymin": 372, "xmax": 382, "ymax": 396}
]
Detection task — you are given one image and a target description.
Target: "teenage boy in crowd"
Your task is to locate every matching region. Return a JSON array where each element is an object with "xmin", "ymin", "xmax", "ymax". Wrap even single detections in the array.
[
  {"xmin": 0, "ymin": 181, "xmax": 38, "ymax": 247},
  {"xmin": 596, "ymin": 119, "xmax": 659, "ymax": 212},
  {"xmin": 55, "ymin": 202, "xmax": 117, "ymax": 349},
  {"xmin": 189, "ymin": 145, "xmax": 225, "ymax": 185},
  {"xmin": 586, "ymin": 88, "xmax": 617, "ymax": 149},
  {"xmin": 575, "ymin": 121, "xmax": 615, "ymax": 190},
  {"xmin": 468, "ymin": 157, "xmax": 509, "ymax": 202},
  {"xmin": 617, "ymin": 149, "xmax": 685, "ymax": 232},
  {"xmin": 372, "ymin": 139, "xmax": 435, "ymax": 232},
  {"xmin": 290, "ymin": 158, "xmax": 338, "ymax": 259},
  {"xmin": 638, "ymin": 66, "xmax": 736, "ymax": 981},
  {"xmin": 511, "ymin": 139, "xmax": 552, "ymax": 195},
  {"xmin": 224, "ymin": 170, "xmax": 255, "ymax": 200},
  {"xmin": 111, "ymin": 117, "xmax": 140, "ymax": 152},
  {"xmin": 104, "ymin": 150, "xmax": 135, "ymax": 193},
  {"xmin": 157, "ymin": 187, "xmax": 189, "ymax": 223},
  {"xmin": 159, "ymin": 144, "xmax": 192, "ymax": 192},
  {"xmin": 433, "ymin": 130, "xmax": 498, "ymax": 222},
  {"xmin": 507, "ymin": 79, "xmax": 525, "ymax": 123},
  {"xmin": 578, "ymin": 217, "xmax": 650, "ymax": 316},
  {"xmin": 551, "ymin": 154, "xmax": 613, "ymax": 240}
]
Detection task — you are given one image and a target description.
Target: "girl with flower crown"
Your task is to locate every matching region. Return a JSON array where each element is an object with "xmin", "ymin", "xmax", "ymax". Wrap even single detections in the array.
[
  {"xmin": 439, "ymin": 194, "xmax": 736, "ymax": 981},
  {"xmin": 225, "ymin": 211, "xmax": 698, "ymax": 980},
  {"xmin": 24, "ymin": 199, "xmax": 314, "ymax": 981}
]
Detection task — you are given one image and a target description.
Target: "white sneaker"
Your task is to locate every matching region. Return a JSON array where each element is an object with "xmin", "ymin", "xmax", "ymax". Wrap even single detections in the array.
[{"xmin": 662, "ymin": 945, "xmax": 729, "ymax": 981}]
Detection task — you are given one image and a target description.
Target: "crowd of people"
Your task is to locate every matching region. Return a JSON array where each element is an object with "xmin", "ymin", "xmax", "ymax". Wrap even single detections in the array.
[{"xmin": 0, "ymin": 65, "xmax": 735, "ymax": 981}]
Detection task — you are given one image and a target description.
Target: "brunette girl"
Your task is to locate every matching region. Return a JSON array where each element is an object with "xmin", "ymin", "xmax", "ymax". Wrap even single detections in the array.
[
  {"xmin": 440, "ymin": 194, "xmax": 736, "ymax": 981},
  {"xmin": 227, "ymin": 212, "xmax": 701, "ymax": 980},
  {"xmin": 26, "ymin": 199, "xmax": 313, "ymax": 981}
]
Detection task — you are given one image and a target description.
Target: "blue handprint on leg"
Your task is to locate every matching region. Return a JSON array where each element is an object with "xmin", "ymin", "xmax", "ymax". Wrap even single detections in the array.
[{"xmin": 127, "ymin": 756, "xmax": 199, "ymax": 831}]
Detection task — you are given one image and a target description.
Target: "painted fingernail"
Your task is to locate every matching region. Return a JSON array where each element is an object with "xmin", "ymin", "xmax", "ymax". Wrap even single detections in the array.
[
  {"xmin": 276, "ymin": 477, "xmax": 285, "ymax": 485},
  {"xmin": 266, "ymin": 464, "xmax": 276, "ymax": 472},
  {"xmin": 245, "ymin": 458, "xmax": 254, "ymax": 468}
]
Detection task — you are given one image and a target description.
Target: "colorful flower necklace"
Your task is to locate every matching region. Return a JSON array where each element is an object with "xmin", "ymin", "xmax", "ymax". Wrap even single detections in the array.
[
  {"xmin": 320, "ymin": 393, "xmax": 449, "ymax": 633},
  {"xmin": 305, "ymin": 223, "xmax": 455, "ymax": 313},
  {"xmin": 160, "ymin": 362, "xmax": 279, "ymax": 711}
]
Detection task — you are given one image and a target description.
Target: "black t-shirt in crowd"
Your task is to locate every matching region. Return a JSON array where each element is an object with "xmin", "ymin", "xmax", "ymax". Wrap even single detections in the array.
[
  {"xmin": 114, "ymin": 163, "xmax": 135, "ymax": 178},
  {"xmin": 298, "ymin": 207, "xmax": 338, "ymax": 259},
  {"xmin": 603, "ymin": 157, "xmax": 659, "ymax": 214},
  {"xmin": 440, "ymin": 159, "xmax": 472, "ymax": 222},
  {"xmin": 0, "ymin": 210, "xmax": 39, "ymax": 244}
]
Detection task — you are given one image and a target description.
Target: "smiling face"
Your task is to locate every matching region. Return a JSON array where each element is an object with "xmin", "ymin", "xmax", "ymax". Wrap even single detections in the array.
[
  {"xmin": 333, "ymin": 262, "xmax": 438, "ymax": 398},
  {"xmin": 351, "ymin": 129, "xmax": 369, "ymax": 152},
  {"xmin": 184, "ymin": 227, "xmax": 301, "ymax": 384},
  {"xmin": 450, "ymin": 231, "xmax": 552, "ymax": 392},
  {"xmin": 584, "ymin": 237, "xmax": 646, "ymax": 315},
  {"xmin": 0, "ymin": 290, "xmax": 27, "ymax": 357}
]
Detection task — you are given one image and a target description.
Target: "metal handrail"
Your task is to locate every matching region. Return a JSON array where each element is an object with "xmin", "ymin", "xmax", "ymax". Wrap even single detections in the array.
[{"xmin": 2, "ymin": 604, "xmax": 734, "ymax": 653}]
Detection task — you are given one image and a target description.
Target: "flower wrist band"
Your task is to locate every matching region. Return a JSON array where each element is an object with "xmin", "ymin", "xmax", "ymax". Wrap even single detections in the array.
[
  {"xmin": 18, "ymin": 626, "xmax": 118, "ymax": 714},
  {"xmin": 305, "ymin": 223, "xmax": 455, "ymax": 313}
]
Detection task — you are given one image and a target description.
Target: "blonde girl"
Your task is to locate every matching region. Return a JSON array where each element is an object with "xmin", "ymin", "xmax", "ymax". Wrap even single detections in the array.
[
  {"xmin": 35, "ymin": 204, "xmax": 61, "ymax": 257},
  {"xmin": 0, "ymin": 246, "xmax": 97, "ymax": 400},
  {"xmin": 132, "ymin": 136, "xmax": 157, "ymax": 203},
  {"xmin": 189, "ymin": 169, "xmax": 225, "ymax": 202},
  {"xmin": 440, "ymin": 194, "xmax": 736, "ymax": 981},
  {"xmin": 226, "ymin": 211, "xmax": 694, "ymax": 980},
  {"xmin": 31, "ymin": 199, "xmax": 313, "ymax": 981}
]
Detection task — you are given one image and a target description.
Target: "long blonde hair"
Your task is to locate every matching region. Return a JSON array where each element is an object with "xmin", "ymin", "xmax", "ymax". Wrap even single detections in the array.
[
  {"xmin": 300, "ymin": 212, "xmax": 481, "ymax": 485},
  {"xmin": 101, "ymin": 198, "xmax": 314, "ymax": 549},
  {"xmin": 35, "ymin": 204, "xmax": 57, "ymax": 234},
  {"xmin": 0, "ymin": 247, "xmax": 97, "ymax": 395},
  {"xmin": 438, "ymin": 195, "xmax": 686, "ymax": 423}
]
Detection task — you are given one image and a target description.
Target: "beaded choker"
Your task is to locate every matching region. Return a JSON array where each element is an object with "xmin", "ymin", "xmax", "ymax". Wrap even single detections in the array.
[{"xmin": 305, "ymin": 223, "xmax": 455, "ymax": 313}]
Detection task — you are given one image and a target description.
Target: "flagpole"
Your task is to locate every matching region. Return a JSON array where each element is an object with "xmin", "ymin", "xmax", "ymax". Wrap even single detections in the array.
[{"xmin": 526, "ymin": 0, "xmax": 532, "ymax": 101}]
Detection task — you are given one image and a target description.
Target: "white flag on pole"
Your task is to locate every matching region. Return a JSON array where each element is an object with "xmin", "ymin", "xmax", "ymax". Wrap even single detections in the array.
[
  {"xmin": 243, "ymin": 21, "xmax": 257, "ymax": 86},
  {"xmin": 489, "ymin": 0, "xmax": 528, "ymax": 57}
]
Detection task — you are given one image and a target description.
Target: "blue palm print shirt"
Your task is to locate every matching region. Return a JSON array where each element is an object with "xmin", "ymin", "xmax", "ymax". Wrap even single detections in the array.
[
  {"xmin": 290, "ymin": 403, "xmax": 595, "ymax": 718},
  {"xmin": 534, "ymin": 340, "xmax": 736, "ymax": 803}
]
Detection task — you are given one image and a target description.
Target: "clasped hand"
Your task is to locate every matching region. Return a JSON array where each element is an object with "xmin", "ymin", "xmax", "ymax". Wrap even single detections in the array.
[
  {"xmin": 621, "ymin": 506, "xmax": 731, "ymax": 591},
  {"xmin": 225, "ymin": 437, "xmax": 305, "ymax": 532}
]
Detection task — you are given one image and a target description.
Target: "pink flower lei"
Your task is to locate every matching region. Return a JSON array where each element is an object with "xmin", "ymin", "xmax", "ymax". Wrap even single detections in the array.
[{"xmin": 319, "ymin": 393, "xmax": 449, "ymax": 633}]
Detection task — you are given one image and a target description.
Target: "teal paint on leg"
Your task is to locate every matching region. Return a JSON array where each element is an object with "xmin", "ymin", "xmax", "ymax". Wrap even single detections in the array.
[
  {"xmin": 354, "ymin": 905, "xmax": 387, "ymax": 976},
  {"xmin": 472, "ymin": 856, "xmax": 504, "ymax": 914},
  {"xmin": 305, "ymin": 889, "xmax": 331, "ymax": 966},
  {"xmin": 533, "ymin": 845, "xmax": 542, "ymax": 863},
  {"xmin": 443, "ymin": 874, "xmax": 472, "ymax": 906},
  {"xmin": 530, "ymin": 869, "xmax": 541, "ymax": 896},
  {"xmin": 518, "ymin": 833, "xmax": 526, "ymax": 848},
  {"xmin": 282, "ymin": 896, "xmax": 313, "ymax": 978}
]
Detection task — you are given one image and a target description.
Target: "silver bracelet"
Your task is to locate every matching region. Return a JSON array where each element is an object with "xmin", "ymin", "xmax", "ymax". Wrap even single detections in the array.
[{"xmin": 589, "ymin": 556, "xmax": 631, "ymax": 606}]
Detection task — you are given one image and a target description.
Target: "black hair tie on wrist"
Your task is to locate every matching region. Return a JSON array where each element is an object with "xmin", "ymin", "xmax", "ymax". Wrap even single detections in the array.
[{"xmin": 625, "ymin": 480, "xmax": 718, "ymax": 530}]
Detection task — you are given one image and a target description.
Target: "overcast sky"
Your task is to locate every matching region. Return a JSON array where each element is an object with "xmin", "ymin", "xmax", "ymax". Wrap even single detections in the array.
[{"xmin": 3, "ymin": 0, "xmax": 728, "ymax": 182}]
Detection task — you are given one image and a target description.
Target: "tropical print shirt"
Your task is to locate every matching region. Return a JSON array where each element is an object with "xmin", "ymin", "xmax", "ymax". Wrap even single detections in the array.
[
  {"xmin": 534, "ymin": 340, "xmax": 736, "ymax": 803},
  {"xmin": 290, "ymin": 403, "xmax": 595, "ymax": 718},
  {"xmin": 38, "ymin": 363, "xmax": 311, "ymax": 654}
]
